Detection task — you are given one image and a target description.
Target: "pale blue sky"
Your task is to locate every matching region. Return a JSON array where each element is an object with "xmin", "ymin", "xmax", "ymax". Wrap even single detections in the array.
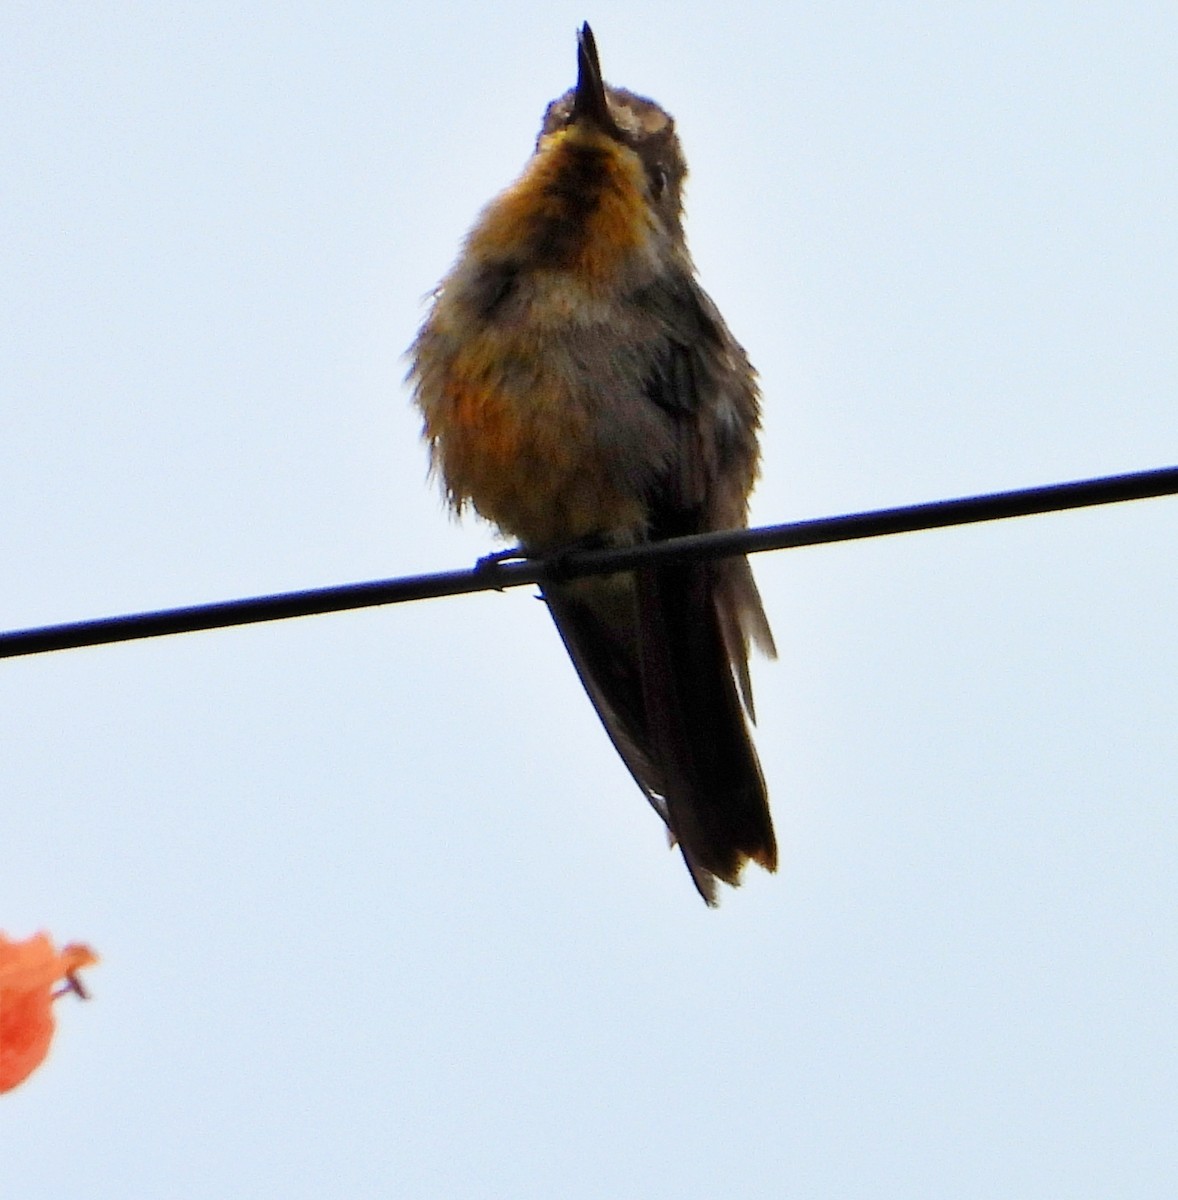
[{"xmin": 3, "ymin": 5, "xmax": 1177, "ymax": 1196}]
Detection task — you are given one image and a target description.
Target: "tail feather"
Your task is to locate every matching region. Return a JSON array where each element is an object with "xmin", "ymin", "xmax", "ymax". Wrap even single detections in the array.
[{"xmin": 543, "ymin": 559, "xmax": 775, "ymax": 903}]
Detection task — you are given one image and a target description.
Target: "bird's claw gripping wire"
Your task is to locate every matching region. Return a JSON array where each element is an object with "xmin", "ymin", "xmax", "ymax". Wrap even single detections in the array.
[
  {"xmin": 474, "ymin": 545, "xmax": 529, "ymax": 591},
  {"xmin": 474, "ymin": 536, "xmax": 614, "ymax": 588},
  {"xmin": 475, "ymin": 546, "xmax": 528, "ymax": 570}
]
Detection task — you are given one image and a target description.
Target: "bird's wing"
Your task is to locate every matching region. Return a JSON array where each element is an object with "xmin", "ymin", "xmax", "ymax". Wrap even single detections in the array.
[{"xmin": 542, "ymin": 305, "xmax": 775, "ymax": 902}]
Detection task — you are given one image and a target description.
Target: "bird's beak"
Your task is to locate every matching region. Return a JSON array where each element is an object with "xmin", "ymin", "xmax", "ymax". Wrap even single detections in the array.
[{"xmin": 571, "ymin": 23, "xmax": 617, "ymax": 133}]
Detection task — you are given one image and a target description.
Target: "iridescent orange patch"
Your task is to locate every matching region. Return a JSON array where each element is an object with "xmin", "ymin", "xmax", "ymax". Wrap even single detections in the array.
[{"xmin": 0, "ymin": 932, "xmax": 98, "ymax": 1093}]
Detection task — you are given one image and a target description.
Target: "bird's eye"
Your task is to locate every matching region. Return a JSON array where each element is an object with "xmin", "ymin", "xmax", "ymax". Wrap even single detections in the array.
[{"xmin": 650, "ymin": 165, "xmax": 668, "ymax": 198}]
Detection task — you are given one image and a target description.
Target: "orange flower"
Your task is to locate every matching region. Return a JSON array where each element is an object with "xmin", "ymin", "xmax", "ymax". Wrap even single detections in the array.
[{"xmin": 0, "ymin": 932, "xmax": 98, "ymax": 1093}]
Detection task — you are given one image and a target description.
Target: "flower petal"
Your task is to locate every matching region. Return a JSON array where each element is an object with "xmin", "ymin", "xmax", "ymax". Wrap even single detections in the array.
[{"xmin": 0, "ymin": 932, "xmax": 99, "ymax": 1093}]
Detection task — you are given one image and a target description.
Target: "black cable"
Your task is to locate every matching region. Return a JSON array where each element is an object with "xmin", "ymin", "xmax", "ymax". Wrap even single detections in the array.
[{"xmin": 1, "ymin": 463, "xmax": 1175, "ymax": 661}]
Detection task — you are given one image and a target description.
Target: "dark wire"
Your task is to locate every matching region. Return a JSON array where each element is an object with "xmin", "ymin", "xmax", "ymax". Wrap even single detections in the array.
[{"xmin": 2, "ymin": 464, "xmax": 1175, "ymax": 661}]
